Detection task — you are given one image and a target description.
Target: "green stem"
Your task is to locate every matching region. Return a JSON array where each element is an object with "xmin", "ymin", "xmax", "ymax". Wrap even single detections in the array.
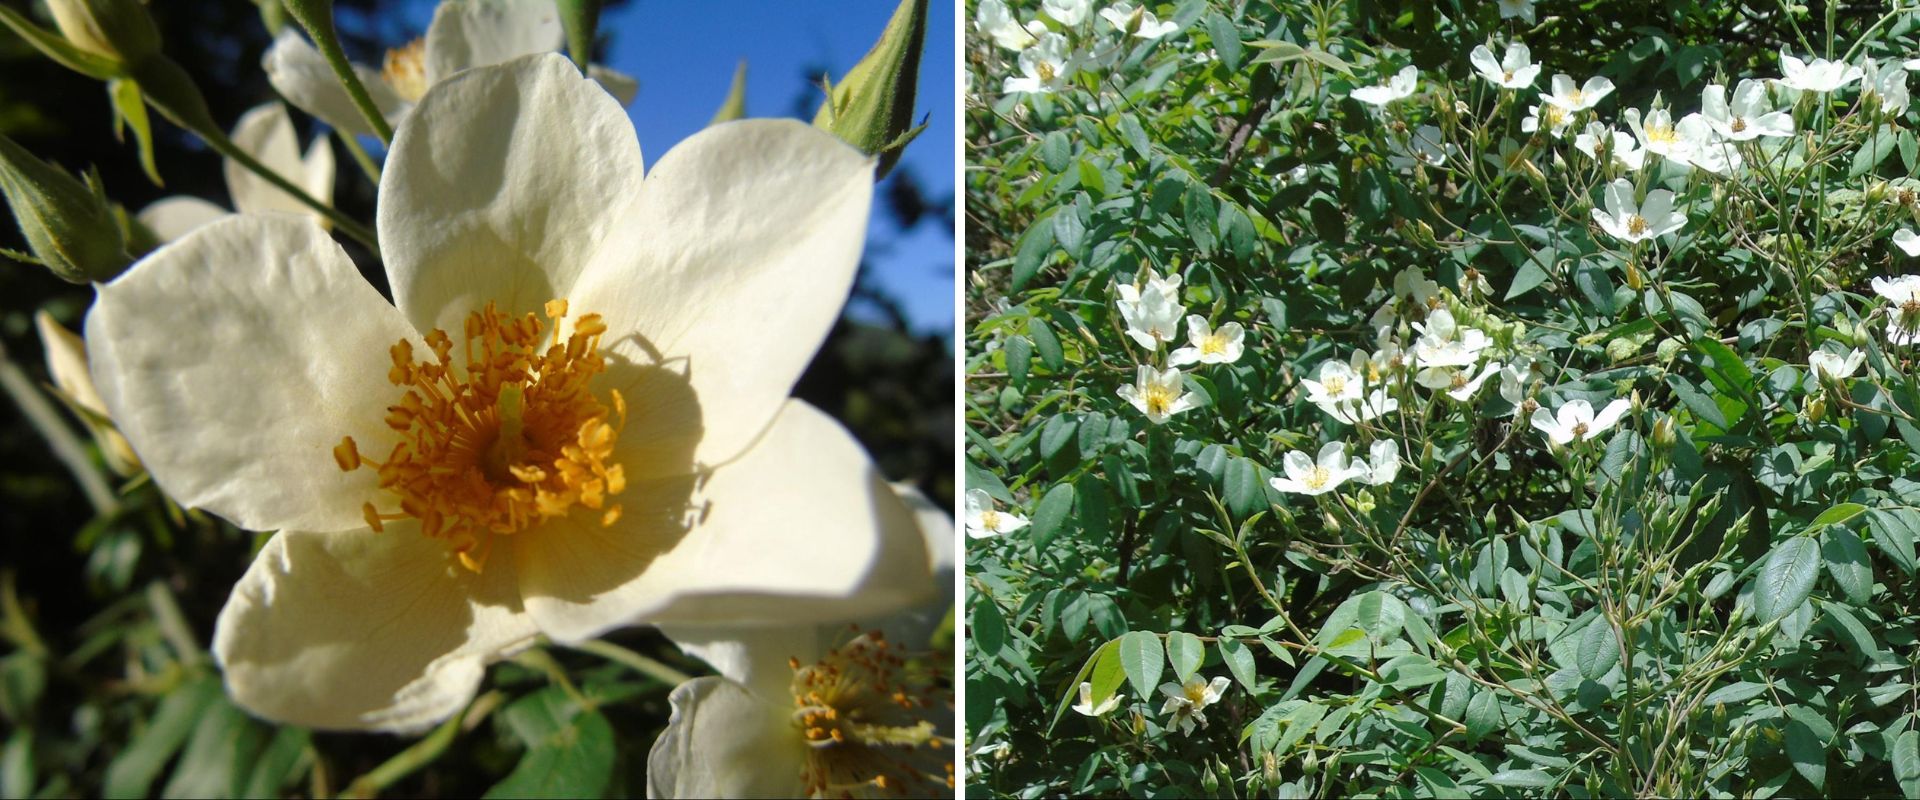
[
  {"xmin": 0, "ymin": 340, "xmax": 115, "ymax": 515},
  {"xmin": 569, "ymin": 638, "xmax": 695, "ymax": 686},
  {"xmin": 339, "ymin": 692, "xmax": 494, "ymax": 799},
  {"xmin": 337, "ymin": 130, "xmax": 382, "ymax": 186},
  {"xmin": 285, "ymin": 8, "xmax": 394, "ymax": 145},
  {"xmin": 207, "ymin": 130, "xmax": 379, "ymax": 252}
]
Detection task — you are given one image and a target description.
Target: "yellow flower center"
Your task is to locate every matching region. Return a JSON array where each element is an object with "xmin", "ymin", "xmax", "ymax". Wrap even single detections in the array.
[
  {"xmin": 1183, "ymin": 680, "xmax": 1209, "ymax": 705},
  {"xmin": 1450, "ymin": 371, "xmax": 1468, "ymax": 390},
  {"xmin": 1303, "ymin": 465, "xmax": 1331, "ymax": 491},
  {"xmin": 1502, "ymin": 70, "xmax": 1514, "ymax": 82},
  {"xmin": 333, "ymin": 300, "xmax": 626, "ymax": 573},
  {"xmin": 1200, "ymin": 334, "xmax": 1227, "ymax": 356},
  {"xmin": 383, "ymin": 38, "xmax": 430, "ymax": 103},
  {"xmin": 1626, "ymin": 215, "xmax": 1649, "ymax": 237},
  {"xmin": 1323, "ymin": 375, "xmax": 1347, "ymax": 396},
  {"xmin": 1143, "ymin": 384, "xmax": 1176, "ymax": 417},
  {"xmin": 791, "ymin": 630, "xmax": 953, "ymax": 798},
  {"xmin": 1730, "ymin": 116, "xmax": 1748, "ymax": 133},
  {"xmin": 1645, "ymin": 122, "xmax": 1678, "ymax": 145},
  {"xmin": 1037, "ymin": 61, "xmax": 1056, "ymax": 82},
  {"xmin": 980, "ymin": 509, "xmax": 1002, "ymax": 532},
  {"xmin": 1543, "ymin": 105, "xmax": 1566, "ymax": 128},
  {"xmin": 1571, "ymin": 421, "xmax": 1590, "ymax": 439}
]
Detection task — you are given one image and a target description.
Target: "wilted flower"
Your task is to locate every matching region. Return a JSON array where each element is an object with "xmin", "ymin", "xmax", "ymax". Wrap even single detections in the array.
[
  {"xmin": 1470, "ymin": 42, "xmax": 1539, "ymax": 89},
  {"xmin": 1004, "ymin": 33, "xmax": 1073, "ymax": 95},
  {"xmin": 1592, "ymin": 178, "xmax": 1684, "ymax": 244},
  {"xmin": 1351, "ymin": 65, "xmax": 1418, "ymax": 106},
  {"xmin": 1701, "ymin": 80, "xmax": 1793, "ymax": 141},
  {"xmin": 1540, "ymin": 73, "xmax": 1614, "ymax": 111},
  {"xmin": 137, "ymin": 103, "xmax": 334, "ymax": 242},
  {"xmin": 1808, "ymin": 348, "xmax": 1865, "ymax": 381},
  {"xmin": 89, "ymin": 55, "xmax": 927, "ymax": 731},
  {"xmin": 1168, "ymin": 315, "xmax": 1245, "ymax": 366},
  {"xmin": 1270, "ymin": 442, "xmax": 1370, "ymax": 495},
  {"xmin": 1117, "ymin": 365, "xmax": 1200, "ymax": 424},
  {"xmin": 1870, "ymin": 274, "xmax": 1920, "ymax": 345},
  {"xmin": 1073, "ymin": 681, "xmax": 1124, "ymax": 716},
  {"xmin": 1158, "ymin": 675, "xmax": 1231, "ymax": 735},
  {"xmin": 964, "ymin": 488, "xmax": 1029, "ymax": 539},
  {"xmin": 265, "ymin": 0, "xmax": 636, "ymax": 137},
  {"xmin": 1776, "ymin": 50, "xmax": 1863, "ymax": 93},
  {"xmin": 1531, "ymin": 398, "xmax": 1631, "ymax": 444}
]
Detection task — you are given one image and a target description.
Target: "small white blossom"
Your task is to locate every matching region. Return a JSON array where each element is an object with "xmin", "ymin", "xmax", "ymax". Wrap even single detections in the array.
[
  {"xmin": 1116, "ymin": 268, "xmax": 1187, "ymax": 348},
  {"xmin": 1168, "ymin": 315, "xmax": 1246, "ymax": 366},
  {"xmin": 1592, "ymin": 178, "xmax": 1684, "ymax": 244},
  {"xmin": 1073, "ymin": 681, "xmax": 1123, "ymax": 717},
  {"xmin": 1573, "ymin": 122, "xmax": 1646, "ymax": 171},
  {"xmin": 1418, "ymin": 360, "xmax": 1503, "ymax": 401},
  {"xmin": 1541, "ymin": 73, "xmax": 1615, "ymax": 112},
  {"xmin": 1531, "ymin": 398, "xmax": 1631, "ymax": 445},
  {"xmin": 1118, "ymin": 365, "xmax": 1200, "ymax": 424},
  {"xmin": 1777, "ymin": 50, "xmax": 1863, "ymax": 93},
  {"xmin": 1679, "ymin": 113, "xmax": 1743, "ymax": 175},
  {"xmin": 976, "ymin": 0, "xmax": 1044, "ymax": 50},
  {"xmin": 1521, "ymin": 103, "xmax": 1574, "ymax": 138},
  {"xmin": 1098, "ymin": 3, "xmax": 1179, "ymax": 38},
  {"xmin": 1701, "ymin": 80, "xmax": 1793, "ymax": 141},
  {"xmin": 1412, "ymin": 308, "xmax": 1493, "ymax": 369},
  {"xmin": 1808, "ymin": 348, "xmax": 1866, "ymax": 381},
  {"xmin": 1043, "ymin": 0, "xmax": 1092, "ymax": 26},
  {"xmin": 1323, "ymin": 388, "xmax": 1400, "ymax": 425},
  {"xmin": 1362, "ymin": 440, "xmax": 1402, "ymax": 486},
  {"xmin": 1623, "ymin": 107, "xmax": 1693, "ymax": 163},
  {"xmin": 1303, "ymin": 358, "xmax": 1365, "ymax": 406},
  {"xmin": 1497, "ymin": 0, "xmax": 1536, "ymax": 23},
  {"xmin": 1158, "ymin": 676, "xmax": 1230, "ymax": 735},
  {"xmin": 1871, "ymin": 274, "xmax": 1920, "ymax": 346},
  {"xmin": 1470, "ymin": 42, "xmax": 1540, "ymax": 89},
  {"xmin": 1004, "ymin": 33, "xmax": 1074, "ymax": 95},
  {"xmin": 1864, "ymin": 57, "xmax": 1911, "ymax": 113},
  {"xmin": 1351, "ymin": 65, "xmax": 1419, "ymax": 106},
  {"xmin": 1271, "ymin": 442, "xmax": 1370, "ymax": 495},
  {"xmin": 964, "ymin": 489, "xmax": 1029, "ymax": 539}
]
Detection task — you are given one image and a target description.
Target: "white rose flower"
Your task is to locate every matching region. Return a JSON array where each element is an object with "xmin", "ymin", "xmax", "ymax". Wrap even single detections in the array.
[
  {"xmin": 1043, "ymin": 0, "xmax": 1092, "ymax": 26},
  {"xmin": 1117, "ymin": 365, "xmax": 1200, "ymax": 424},
  {"xmin": 1864, "ymin": 57, "xmax": 1912, "ymax": 113},
  {"xmin": 265, "ymin": 0, "xmax": 636, "ymax": 136},
  {"xmin": 1270, "ymin": 442, "xmax": 1369, "ymax": 495},
  {"xmin": 1412, "ymin": 308, "xmax": 1493, "ymax": 370},
  {"xmin": 1531, "ymin": 398, "xmax": 1631, "ymax": 445},
  {"xmin": 1351, "ymin": 64, "xmax": 1418, "ymax": 106},
  {"xmin": 1470, "ymin": 42, "xmax": 1539, "ymax": 89},
  {"xmin": 1808, "ymin": 348, "xmax": 1866, "ymax": 382},
  {"xmin": 136, "ymin": 103, "xmax": 334, "ymax": 242},
  {"xmin": 964, "ymin": 488, "xmax": 1029, "ymax": 539},
  {"xmin": 1116, "ymin": 268, "xmax": 1187, "ymax": 348},
  {"xmin": 1363, "ymin": 439, "xmax": 1401, "ymax": 486},
  {"xmin": 1168, "ymin": 315, "xmax": 1246, "ymax": 366},
  {"xmin": 1004, "ymin": 32, "xmax": 1074, "ymax": 95},
  {"xmin": 1303, "ymin": 358, "xmax": 1365, "ymax": 406},
  {"xmin": 1701, "ymin": 80, "xmax": 1793, "ymax": 141},
  {"xmin": 1592, "ymin": 178, "xmax": 1684, "ymax": 244},
  {"xmin": 1777, "ymin": 50, "xmax": 1863, "ymax": 93},
  {"xmin": 1573, "ymin": 121, "xmax": 1646, "ymax": 171},
  {"xmin": 1098, "ymin": 3, "xmax": 1179, "ymax": 38},
  {"xmin": 1871, "ymin": 274, "xmax": 1920, "ymax": 345},
  {"xmin": 1521, "ymin": 102, "xmax": 1574, "ymax": 138},
  {"xmin": 1497, "ymin": 0, "xmax": 1536, "ymax": 24},
  {"xmin": 87, "ymin": 55, "xmax": 929, "ymax": 732},
  {"xmin": 1321, "ymin": 388, "xmax": 1400, "ymax": 425},
  {"xmin": 1158, "ymin": 675, "xmax": 1231, "ymax": 735},
  {"xmin": 1540, "ymin": 73, "xmax": 1615, "ymax": 112},
  {"xmin": 1073, "ymin": 681, "xmax": 1124, "ymax": 717}
]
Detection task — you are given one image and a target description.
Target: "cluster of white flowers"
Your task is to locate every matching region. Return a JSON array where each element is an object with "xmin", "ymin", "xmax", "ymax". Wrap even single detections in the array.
[
  {"xmin": 1113, "ymin": 266, "xmax": 1245, "ymax": 424},
  {"xmin": 976, "ymin": 0, "xmax": 1180, "ymax": 97}
]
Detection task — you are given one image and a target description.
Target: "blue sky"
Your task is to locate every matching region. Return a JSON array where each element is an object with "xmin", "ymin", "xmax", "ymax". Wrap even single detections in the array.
[{"xmin": 372, "ymin": 1, "xmax": 956, "ymax": 338}]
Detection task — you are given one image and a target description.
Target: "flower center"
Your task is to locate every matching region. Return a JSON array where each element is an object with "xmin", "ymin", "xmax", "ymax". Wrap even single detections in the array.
[
  {"xmin": 1036, "ymin": 61, "xmax": 1056, "ymax": 82},
  {"xmin": 1626, "ymin": 215, "xmax": 1649, "ymax": 237},
  {"xmin": 333, "ymin": 300, "xmax": 626, "ymax": 573},
  {"xmin": 1303, "ymin": 466, "xmax": 1330, "ymax": 490},
  {"xmin": 980, "ymin": 509, "xmax": 1002, "ymax": 532},
  {"xmin": 1645, "ymin": 122, "xmax": 1677, "ymax": 144},
  {"xmin": 1571, "ymin": 421, "xmax": 1590, "ymax": 439},
  {"xmin": 1450, "ymin": 371, "xmax": 1468, "ymax": 390},
  {"xmin": 791, "ymin": 630, "xmax": 953, "ymax": 798},
  {"xmin": 1730, "ymin": 116, "xmax": 1748, "ymax": 133},
  {"xmin": 1143, "ymin": 384, "xmax": 1176, "ymax": 416},
  {"xmin": 1183, "ymin": 681, "xmax": 1209, "ymax": 705},
  {"xmin": 1200, "ymin": 334, "xmax": 1227, "ymax": 356},
  {"xmin": 1543, "ymin": 105, "xmax": 1566, "ymax": 127},
  {"xmin": 1324, "ymin": 375, "xmax": 1347, "ymax": 395},
  {"xmin": 383, "ymin": 38, "xmax": 429, "ymax": 103}
]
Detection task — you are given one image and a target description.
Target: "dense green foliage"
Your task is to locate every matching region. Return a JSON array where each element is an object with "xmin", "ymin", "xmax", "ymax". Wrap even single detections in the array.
[{"xmin": 966, "ymin": 1, "xmax": 1920, "ymax": 796}]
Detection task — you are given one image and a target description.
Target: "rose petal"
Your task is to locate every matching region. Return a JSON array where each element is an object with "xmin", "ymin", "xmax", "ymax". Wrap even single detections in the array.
[
  {"xmin": 262, "ymin": 31, "xmax": 403, "ymax": 136},
  {"xmin": 226, "ymin": 103, "xmax": 328, "ymax": 220},
  {"xmin": 212, "ymin": 523, "xmax": 537, "ymax": 731},
  {"xmin": 423, "ymin": 0, "xmax": 563, "ymax": 84},
  {"xmin": 135, "ymin": 196, "xmax": 229, "ymax": 243},
  {"xmin": 379, "ymin": 53, "xmax": 644, "ymax": 335},
  {"xmin": 516, "ymin": 400, "xmax": 931, "ymax": 641},
  {"xmin": 646, "ymin": 677, "xmax": 806, "ymax": 798},
  {"xmin": 566, "ymin": 118, "xmax": 873, "ymax": 469},
  {"xmin": 87, "ymin": 215, "xmax": 418, "ymax": 533}
]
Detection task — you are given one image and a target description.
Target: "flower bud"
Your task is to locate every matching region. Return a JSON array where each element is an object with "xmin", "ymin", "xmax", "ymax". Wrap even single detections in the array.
[
  {"xmin": 1200, "ymin": 759, "xmax": 1221, "ymax": 796},
  {"xmin": 1651, "ymin": 415, "xmax": 1676, "ymax": 448},
  {"xmin": 35, "ymin": 312, "xmax": 142, "ymax": 475},
  {"xmin": 812, "ymin": 0, "xmax": 927, "ymax": 179},
  {"xmin": 45, "ymin": 0, "xmax": 159, "ymax": 64},
  {"xmin": 0, "ymin": 135, "xmax": 132, "ymax": 283},
  {"xmin": 1804, "ymin": 394, "xmax": 1827, "ymax": 423}
]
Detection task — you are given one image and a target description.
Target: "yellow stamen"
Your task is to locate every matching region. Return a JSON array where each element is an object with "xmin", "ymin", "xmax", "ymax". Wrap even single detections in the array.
[
  {"xmin": 789, "ymin": 631, "xmax": 951, "ymax": 798},
  {"xmin": 337, "ymin": 301, "xmax": 626, "ymax": 572},
  {"xmin": 382, "ymin": 38, "xmax": 429, "ymax": 103}
]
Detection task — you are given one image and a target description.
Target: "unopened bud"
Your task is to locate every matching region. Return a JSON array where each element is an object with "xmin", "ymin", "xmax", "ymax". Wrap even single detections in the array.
[
  {"xmin": 1302, "ymin": 749, "xmax": 1319, "ymax": 775},
  {"xmin": 1805, "ymin": 394, "xmax": 1827, "ymax": 423},
  {"xmin": 0, "ymin": 135, "xmax": 132, "ymax": 283},
  {"xmin": 813, "ymin": 0, "xmax": 927, "ymax": 179},
  {"xmin": 35, "ymin": 312, "xmax": 141, "ymax": 475},
  {"xmin": 1625, "ymin": 261, "xmax": 1645, "ymax": 290},
  {"xmin": 1651, "ymin": 415, "xmax": 1676, "ymax": 448},
  {"xmin": 46, "ymin": 0, "xmax": 159, "ymax": 63}
]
